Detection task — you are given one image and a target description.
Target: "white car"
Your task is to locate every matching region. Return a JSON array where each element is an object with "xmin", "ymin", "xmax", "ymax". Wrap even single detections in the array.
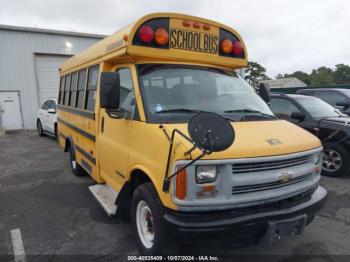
[{"xmin": 37, "ymin": 98, "xmax": 58, "ymax": 138}]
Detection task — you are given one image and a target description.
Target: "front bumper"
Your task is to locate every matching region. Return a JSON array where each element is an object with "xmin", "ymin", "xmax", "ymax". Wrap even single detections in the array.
[{"xmin": 163, "ymin": 186, "xmax": 327, "ymax": 242}]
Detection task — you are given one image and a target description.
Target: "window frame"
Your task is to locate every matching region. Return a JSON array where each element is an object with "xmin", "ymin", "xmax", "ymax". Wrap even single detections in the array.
[
  {"xmin": 63, "ymin": 74, "xmax": 71, "ymax": 106},
  {"xmin": 58, "ymin": 76, "xmax": 65, "ymax": 105},
  {"xmin": 76, "ymin": 68, "xmax": 88, "ymax": 109},
  {"xmin": 69, "ymin": 71, "xmax": 79, "ymax": 107},
  {"xmin": 84, "ymin": 64, "xmax": 100, "ymax": 112}
]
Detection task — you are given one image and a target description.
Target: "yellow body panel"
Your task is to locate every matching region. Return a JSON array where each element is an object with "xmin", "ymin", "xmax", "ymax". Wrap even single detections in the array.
[{"xmin": 57, "ymin": 13, "xmax": 321, "ymax": 212}]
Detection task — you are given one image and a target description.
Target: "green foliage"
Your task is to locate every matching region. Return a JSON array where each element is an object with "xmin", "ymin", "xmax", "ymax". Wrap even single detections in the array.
[
  {"xmin": 244, "ymin": 61, "xmax": 270, "ymax": 87},
  {"xmin": 333, "ymin": 64, "xmax": 350, "ymax": 84}
]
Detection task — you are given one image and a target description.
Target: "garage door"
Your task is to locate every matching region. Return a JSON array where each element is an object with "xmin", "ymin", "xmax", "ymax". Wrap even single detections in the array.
[{"xmin": 35, "ymin": 55, "xmax": 71, "ymax": 105}]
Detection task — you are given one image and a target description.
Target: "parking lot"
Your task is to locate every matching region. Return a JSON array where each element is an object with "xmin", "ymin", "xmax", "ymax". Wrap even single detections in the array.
[{"xmin": 1, "ymin": 131, "xmax": 350, "ymax": 261}]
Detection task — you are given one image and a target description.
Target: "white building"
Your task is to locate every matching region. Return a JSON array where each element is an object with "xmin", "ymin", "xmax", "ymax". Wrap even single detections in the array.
[
  {"xmin": 260, "ymin": 77, "xmax": 307, "ymax": 89},
  {"xmin": 0, "ymin": 24, "xmax": 105, "ymax": 130}
]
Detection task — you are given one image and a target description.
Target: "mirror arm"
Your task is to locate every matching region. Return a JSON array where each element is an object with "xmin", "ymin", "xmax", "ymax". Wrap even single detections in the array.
[{"xmin": 162, "ymin": 128, "xmax": 204, "ymax": 193}]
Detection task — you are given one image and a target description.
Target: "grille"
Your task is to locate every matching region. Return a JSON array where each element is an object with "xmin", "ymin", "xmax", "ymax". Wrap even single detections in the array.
[
  {"xmin": 232, "ymin": 173, "xmax": 312, "ymax": 194},
  {"xmin": 232, "ymin": 155, "xmax": 311, "ymax": 174}
]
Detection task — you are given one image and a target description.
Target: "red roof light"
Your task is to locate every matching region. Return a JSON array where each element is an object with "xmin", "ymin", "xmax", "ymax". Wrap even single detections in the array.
[{"xmin": 139, "ymin": 26, "xmax": 154, "ymax": 43}]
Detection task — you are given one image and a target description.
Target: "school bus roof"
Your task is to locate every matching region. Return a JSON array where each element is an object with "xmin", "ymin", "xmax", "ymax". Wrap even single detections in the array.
[{"xmin": 60, "ymin": 13, "xmax": 248, "ymax": 73}]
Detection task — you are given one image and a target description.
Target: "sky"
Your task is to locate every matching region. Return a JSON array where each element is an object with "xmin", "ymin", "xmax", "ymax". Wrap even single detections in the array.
[{"xmin": 1, "ymin": 0, "xmax": 349, "ymax": 78}]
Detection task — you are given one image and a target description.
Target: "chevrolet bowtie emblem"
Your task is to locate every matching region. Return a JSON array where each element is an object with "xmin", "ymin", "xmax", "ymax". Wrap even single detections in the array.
[{"xmin": 277, "ymin": 172, "xmax": 294, "ymax": 183}]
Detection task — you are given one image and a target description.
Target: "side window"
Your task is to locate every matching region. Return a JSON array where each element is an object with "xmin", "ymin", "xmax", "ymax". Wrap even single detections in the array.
[
  {"xmin": 270, "ymin": 98, "xmax": 301, "ymax": 119},
  {"xmin": 76, "ymin": 69, "xmax": 87, "ymax": 109},
  {"xmin": 85, "ymin": 65, "xmax": 99, "ymax": 111},
  {"xmin": 47, "ymin": 100, "xmax": 56, "ymax": 110},
  {"xmin": 58, "ymin": 76, "xmax": 65, "ymax": 104},
  {"xmin": 41, "ymin": 101, "xmax": 48, "ymax": 110},
  {"xmin": 63, "ymin": 74, "xmax": 71, "ymax": 106},
  {"xmin": 117, "ymin": 68, "xmax": 135, "ymax": 112},
  {"xmin": 318, "ymin": 91, "xmax": 347, "ymax": 106},
  {"xmin": 70, "ymin": 72, "xmax": 78, "ymax": 107}
]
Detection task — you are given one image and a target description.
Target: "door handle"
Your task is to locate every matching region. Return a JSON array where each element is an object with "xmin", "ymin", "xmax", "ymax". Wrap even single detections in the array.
[{"xmin": 101, "ymin": 117, "xmax": 104, "ymax": 133}]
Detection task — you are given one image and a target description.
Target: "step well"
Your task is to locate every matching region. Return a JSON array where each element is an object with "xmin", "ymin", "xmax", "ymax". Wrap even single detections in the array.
[{"xmin": 89, "ymin": 184, "xmax": 118, "ymax": 217}]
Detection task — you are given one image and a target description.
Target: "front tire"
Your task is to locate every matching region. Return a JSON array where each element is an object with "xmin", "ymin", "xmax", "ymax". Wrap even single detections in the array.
[
  {"xmin": 37, "ymin": 120, "xmax": 44, "ymax": 136},
  {"xmin": 131, "ymin": 183, "xmax": 179, "ymax": 255},
  {"xmin": 68, "ymin": 143, "xmax": 86, "ymax": 177},
  {"xmin": 322, "ymin": 143, "xmax": 350, "ymax": 177}
]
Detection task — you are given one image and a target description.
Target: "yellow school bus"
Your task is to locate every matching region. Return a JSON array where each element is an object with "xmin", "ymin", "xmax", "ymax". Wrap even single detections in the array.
[{"xmin": 57, "ymin": 13, "xmax": 327, "ymax": 255}]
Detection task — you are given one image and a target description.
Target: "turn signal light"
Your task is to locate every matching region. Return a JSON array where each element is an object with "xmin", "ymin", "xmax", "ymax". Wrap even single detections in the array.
[
  {"xmin": 139, "ymin": 25, "xmax": 154, "ymax": 43},
  {"xmin": 220, "ymin": 39, "xmax": 233, "ymax": 54},
  {"xmin": 154, "ymin": 27, "xmax": 169, "ymax": 45},
  {"xmin": 232, "ymin": 41, "xmax": 243, "ymax": 55},
  {"xmin": 176, "ymin": 168, "xmax": 187, "ymax": 200}
]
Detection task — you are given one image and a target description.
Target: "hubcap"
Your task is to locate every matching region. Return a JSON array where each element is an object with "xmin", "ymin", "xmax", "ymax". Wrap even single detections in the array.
[
  {"xmin": 136, "ymin": 200, "xmax": 154, "ymax": 249},
  {"xmin": 323, "ymin": 149, "xmax": 342, "ymax": 173}
]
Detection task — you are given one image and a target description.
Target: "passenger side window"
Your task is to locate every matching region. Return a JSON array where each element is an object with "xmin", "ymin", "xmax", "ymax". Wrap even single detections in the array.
[
  {"xmin": 318, "ymin": 91, "xmax": 347, "ymax": 106},
  {"xmin": 116, "ymin": 68, "xmax": 135, "ymax": 112},
  {"xmin": 69, "ymin": 72, "xmax": 78, "ymax": 107},
  {"xmin": 63, "ymin": 74, "xmax": 71, "ymax": 106},
  {"xmin": 58, "ymin": 77, "xmax": 65, "ymax": 104},
  {"xmin": 270, "ymin": 98, "xmax": 302, "ymax": 119},
  {"xmin": 76, "ymin": 69, "xmax": 87, "ymax": 109},
  {"xmin": 85, "ymin": 65, "xmax": 99, "ymax": 111},
  {"xmin": 41, "ymin": 101, "xmax": 49, "ymax": 110}
]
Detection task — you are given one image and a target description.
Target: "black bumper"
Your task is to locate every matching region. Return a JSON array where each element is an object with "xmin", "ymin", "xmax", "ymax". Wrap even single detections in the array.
[{"xmin": 163, "ymin": 186, "xmax": 327, "ymax": 242}]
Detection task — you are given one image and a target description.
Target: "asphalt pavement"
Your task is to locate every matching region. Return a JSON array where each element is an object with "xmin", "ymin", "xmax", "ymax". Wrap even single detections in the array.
[{"xmin": 1, "ymin": 131, "xmax": 350, "ymax": 261}]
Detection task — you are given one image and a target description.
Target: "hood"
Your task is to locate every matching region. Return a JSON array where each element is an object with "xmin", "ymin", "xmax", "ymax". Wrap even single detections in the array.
[{"xmin": 164, "ymin": 120, "xmax": 321, "ymax": 160}]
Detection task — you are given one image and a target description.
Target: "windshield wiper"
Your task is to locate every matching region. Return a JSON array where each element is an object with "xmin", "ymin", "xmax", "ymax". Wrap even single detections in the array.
[
  {"xmin": 155, "ymin": 108, "xmax": 207, "ymax": 114},
  {"xmin": 224, "ymin": 109, "xmax": 277, "ymax": 119}
]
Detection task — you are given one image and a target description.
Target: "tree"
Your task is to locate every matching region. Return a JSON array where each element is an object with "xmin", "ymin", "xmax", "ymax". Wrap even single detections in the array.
[
  {"xmin": 310, "ymin": 67, "xmax": 333, "ymax": 86},
  {"xmin": 333, "ymin": 64, "xmax": 350, "ymax": 84},
  {"xmin": 244, "ymin": 61, "xmax": 270, "ymax": 87}
]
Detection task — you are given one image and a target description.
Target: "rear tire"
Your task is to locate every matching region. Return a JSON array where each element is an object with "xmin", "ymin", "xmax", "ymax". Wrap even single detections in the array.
[
  {"xmin": 131, "ymin": 182, "xmax": 179, "ymax": 255},
  {"xmin": 68, "ymin": 143, "xmax": 86, "ymax": 177},
  {"xmin": 322, "ymin": 142, "xmax": 350, "ymax": 177},
  {"xmin": 37, "ymin": 120, "xmax": 44, "ymax": 136}
]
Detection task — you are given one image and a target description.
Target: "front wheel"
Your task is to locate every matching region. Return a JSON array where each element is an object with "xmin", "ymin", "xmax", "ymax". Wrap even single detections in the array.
[
  {"xmin": 68, "ymin": 143, "xmax": 86, "ymax": 177},
  {"xmin": 322, "ymin": 143, "xmax": 350, "ymax": 177},
  {"xmin": 131, "ymin": 183, "xmax": 179, "ymax": 255}
]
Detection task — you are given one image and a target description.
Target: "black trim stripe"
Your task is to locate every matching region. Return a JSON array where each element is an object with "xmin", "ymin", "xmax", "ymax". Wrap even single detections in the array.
[
  {"xmin": 81, "ymin": 159, "xmax": 92, "ymax": 175},
  {"xmin": 76, "ymin": 145, "xmax": 96, "ymax": 165},
  {"xmin": 57, "ymin": 104, "xmax": 95, "ymax": 120},
  {"xmin": 57, "ymin": 117, "xmax": 95, "ymax": 142}
]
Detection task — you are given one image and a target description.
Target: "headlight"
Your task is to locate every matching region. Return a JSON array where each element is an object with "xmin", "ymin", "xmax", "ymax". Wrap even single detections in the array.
[
  {"xmin": 311, "ymin": 151, "xmax": 322, "ymax": 165},
  {"xmin": 196, "ymin": 165, "xmax": 217, "ymax": 184}
]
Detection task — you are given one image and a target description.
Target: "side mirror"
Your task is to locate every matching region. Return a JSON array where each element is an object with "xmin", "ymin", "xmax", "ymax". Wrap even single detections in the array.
[
  {"xmin": 100, "ymin": 72, "xmax": 120, "ymax": 109},
  {"xmin": 291, "ymin": 111, "xmax": 305, "ymax": 121},
  {"xmin": 47, "ymin": 108, "xmax": 56, "ymax": 114},
  {"xmin": 336, "ymin": 102, "xmax": 350, "ymax": 110},
  {"xmin": 258, "ymin": 83, "xmax": 270, "ymax": 104}
]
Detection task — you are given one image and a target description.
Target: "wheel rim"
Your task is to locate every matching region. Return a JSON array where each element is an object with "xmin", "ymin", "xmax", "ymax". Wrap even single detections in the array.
[
  {"xmin": 136, "ymin": 200, "xmax": 154, "ymax": 249},
  {"xmin": 322, "ymin": 149, "xmax": 342, "ymax": 173},
  {"xmin": 71, "ymin": 160, "xmax": 76, "ymax": 169}
]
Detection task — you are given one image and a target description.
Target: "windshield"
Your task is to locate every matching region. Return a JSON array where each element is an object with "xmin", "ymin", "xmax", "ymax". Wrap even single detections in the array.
[
  {"xmin": 138, "ymin": 64, "xmax": 274, "ymax": 123},
  {"xmin": 295, "ymin": 97, "xmax": 343, "ymax": 118}
]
